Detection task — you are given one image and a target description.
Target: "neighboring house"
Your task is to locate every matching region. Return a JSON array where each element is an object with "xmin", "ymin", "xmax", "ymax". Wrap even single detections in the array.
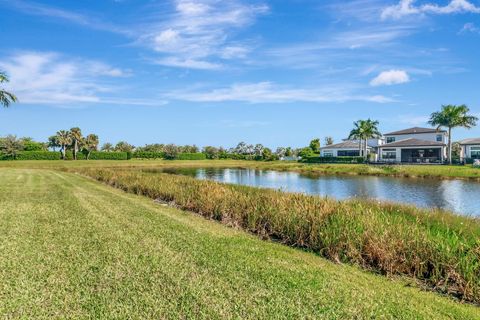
[
  {"xmin": 377, "ymin": 127, "xmax": 447, "ymax": 163},
  {"xmin": 459, "ymin": 138, "xmax": 480, "ymax": 160},
  {"xmin": 320, "ymin": 140, "xmax": 372, "ymax": 157}
]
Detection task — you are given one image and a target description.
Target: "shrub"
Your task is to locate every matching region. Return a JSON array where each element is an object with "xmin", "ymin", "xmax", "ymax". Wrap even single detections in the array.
[
  {"xmin": 175, "ymin": 153, "xmax": 207, "ymax": 160},
  {"xmin": 88, "ymin": 152, "xmax": 128, "ymax": 160},
  {"xmin": 133, "ymin": 151, "xmax": 165, "ymax": 159},
  {"xmin": 303, "ymin": 156, "xmax": 365, "ymax": 164},
  {"xmin": 15, "ymin": 151, "xmax": 62, "ymax": 160}
]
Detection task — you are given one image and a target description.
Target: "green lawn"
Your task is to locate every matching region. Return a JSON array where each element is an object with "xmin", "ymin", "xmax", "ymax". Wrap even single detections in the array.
[{"xmin": 0, "ymin": 168, "xmax": 479, "ymax": 319}]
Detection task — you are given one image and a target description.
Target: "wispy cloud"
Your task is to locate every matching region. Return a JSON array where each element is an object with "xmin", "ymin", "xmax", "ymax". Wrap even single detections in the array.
[
  {"xmin": 138, "ymin": 0, "xmax": 268, "ymax": 69},
  {"xmin": 166, "ymin": 81, "xmax": 394, "ymax": 104},
  {"xmin": 1, "ymin": 0, "xmax": 131, "ymax": 35},
  {"xmin": 460, "ymin": 22, "xmax": 480, "ymax": 34},
  {"xmin": 382, "ymin": 0, "xmax": 480, "ymax": 20},
  {"xmin": 0, "ymin": 51, "xmax": 164, "ymax": 106},
  {"xmin": 370, "ymin": 70, "xmax": 410, "ymax": 86}
]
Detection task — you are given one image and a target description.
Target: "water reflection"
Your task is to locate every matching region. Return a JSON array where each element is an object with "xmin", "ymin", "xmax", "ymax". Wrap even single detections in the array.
[{"xmin": 153, "ymin": 168, "xmax": 480, "ymax": 216}]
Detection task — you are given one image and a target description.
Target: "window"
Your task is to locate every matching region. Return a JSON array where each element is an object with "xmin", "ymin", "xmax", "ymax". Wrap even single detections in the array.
[
  {"xmin": 381, "ymin": 149, "xmax": 396, "ymax": 159},
  {"xmin": 386, "ymin": 137, "xmax": 395, "ymax": 143},
  {"xmin": 338, "ymin": 150, "xmax": 360, "ymax": 157},
  {"xmin": 471, "ymin": 147, "xmax": 480, "ymax": 159},
  {"xmin": 436, "ymin": 134, "xmax": 443, "ymax": 142},
  {"xmin": 323, "ymin": 152, "xmax": 334, "ymax": 157}
]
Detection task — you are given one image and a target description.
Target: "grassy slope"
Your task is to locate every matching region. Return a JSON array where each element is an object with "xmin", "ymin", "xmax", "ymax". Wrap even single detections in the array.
[
  {"xmin": 0, "ymin": 169, "xmax": 478, "ymax": 319},
  {"xmin": 1, "ymin": 159, "xmax": 479, "ymax": 180}
]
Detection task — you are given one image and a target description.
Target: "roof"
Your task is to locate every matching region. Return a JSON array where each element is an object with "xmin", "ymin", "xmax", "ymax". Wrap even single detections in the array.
[
  {"xmin": 378, "ymin": 138, "xmax": 445, "ymax": 148},
  {"xmin": 321, "ymin": 140, "xmax": 370, "ymax": 150},
  {"xmin": 384, "ymin": 127, "xmax": 445, "ymax": 136},
  {"xmin": 458, "ymin": 138, "xmax": 480, "ymax": 145}
]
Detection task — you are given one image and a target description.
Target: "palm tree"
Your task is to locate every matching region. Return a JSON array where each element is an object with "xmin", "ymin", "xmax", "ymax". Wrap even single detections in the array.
[
  {"xmin": 69, "ymin": 127, "xmax": 83, "ymax": 160},
  {"xmin": 84, "ymin": 134, "xmax": 99, "ymax": 160},
  {"xmin": 348, "ymin": 119, "xmax": 381, "ymax": 160},
  {"xmin": 56, "ymin": 130, "xmax": 71, "ymax": 160},
  {"xmin": 0, "ymin": 71, "xmax": 17, "ymax": 108},
  {"xmin": 101, "ymin": 142, "xmax": 113, "ymax": 152},
  {"xmin": 429, "ymin": 104, "xmax": 478, "ymax": 164},
  {"xmin": 48, "ymin": 135, "xmax": 60, "ymax": 152}
]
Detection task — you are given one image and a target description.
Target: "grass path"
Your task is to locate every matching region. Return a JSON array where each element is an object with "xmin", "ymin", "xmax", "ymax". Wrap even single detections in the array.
[{"xmin": 0, "ymin": 169, "xmax": 479, "ymax": 319}]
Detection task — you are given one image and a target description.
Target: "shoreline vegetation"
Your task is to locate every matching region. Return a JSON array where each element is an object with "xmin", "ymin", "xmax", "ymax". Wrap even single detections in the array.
[{"xmin": 70, "ymin": 166, "xmax": 480, "ymax": 304}]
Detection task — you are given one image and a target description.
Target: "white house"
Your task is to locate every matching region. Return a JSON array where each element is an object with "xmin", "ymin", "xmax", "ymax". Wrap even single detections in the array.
[
  {"xmin": 459, "ymin": 138, "xmax": 480, "ymax": 160},
  {"xmin": 377, "ymin": 127, "xmax": 447, "ymax": 163},
  {"xmin": 320, "ymin": 140, "xmax": 372, "ymax": 157}
]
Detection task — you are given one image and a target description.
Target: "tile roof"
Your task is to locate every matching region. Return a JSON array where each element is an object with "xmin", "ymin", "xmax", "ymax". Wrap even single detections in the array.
[
  {"xmin": 458, "ymin": 138, "xmax": 480, "ymax": 145},
  {"xmin": 384, "ymin": 127, "xmax": 445, "ymax": 135},
  {"xmin": 378, "ymin": 138, "xmax": 445, "ymax": 148},
  {"xmin": 321, "ymin": 140, "xmax": 365, "ymax": 150}
]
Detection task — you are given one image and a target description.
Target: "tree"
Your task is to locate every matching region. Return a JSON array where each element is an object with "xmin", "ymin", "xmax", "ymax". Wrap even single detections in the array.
[
  {"xmin": 324, "ymin": 136, "xmax": 334, "ymax": 145},
  {"xmin": 0, "ymin": 71, "xmax": 17, "ymax": 108},
  {"xmin": 254, "ymin": 144, "xmax": 264, "ymax": 157},
  {"xmin": 48, "ymin": 135, "xmax": 60, "ymax": 152},
  {"xmin": 275, "ymin": 147, "xmax": 286, "ymax": 158},
  {"xmin": 429, "ymin": 105, "xmax": 478, "ymax": 164},
  {"xmin": 84, "ymin": 134, "xmax": 99, "ymax": 160},
  {"xmin": 309, "ymin": 138, "xmax": 321, "ymax": 153},
  {"xmin": 56, "ymin": 130, "xmax": 72, "ymax": 160},
  {"xmin": 163, "ymin": 144, "xmax": 178, "ymax": 159},
  {"xmin": 285, "ymin": 147, "xmax": 293, "ymax": 157},
  {"xmin": 203, "ymin": 146, "xmax": 219, "ymax": 159},
  {"xmin": 348, "ymin": 119, "xmax": 381, "ymax": 160},
  {"xmin": 21, "ymin": 137, "xmax": 46, "ymax": 151},
  {"xmin": 101, "ymin": 143, "xmax": 113, "ymax": 152},
  {"xmin": 262, "ymin": 147, "xmax": 277, "ymax": 161},
  {"xmin": 69, "ymin": 127, "xmax": 83, "ymax": 160},
  {"xmin": 0, "ymin": 135, "xmax": 23, "ymax": 159},
  {"xmin": 115, "ymin": 141, "xmax": 134, "ymax": 153},
  {"xmin": 298, "ymin": 147, "xmax": 315, "ymax": 159}
]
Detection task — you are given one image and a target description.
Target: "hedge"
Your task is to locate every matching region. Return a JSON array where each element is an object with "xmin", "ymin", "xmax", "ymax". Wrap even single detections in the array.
[
  {"xmin": 302, "ymin": 156, "xmax": 366, "ymax": 164},
  {"xmin": 133, "ymin": 151, "xmax": 165, "ymax": 159},
  {"xmin": 175, "ymin": 153, "xmax": 207, "ymax": 160},
  {"xmin": 88, "ymin": 152, "xmax": 129, "ymax": 160},
  {"xmin": 16, "ymin": 151, "xmax": 62, "ymax": 160}
]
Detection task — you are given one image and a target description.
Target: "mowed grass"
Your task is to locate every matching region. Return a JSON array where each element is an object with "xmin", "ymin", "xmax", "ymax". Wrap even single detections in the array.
[
  {"xmin": 0, "ymin": 169, "xmax": 479, "ymax": 319},
  {"xmin": 1, "ymin": 159, "xmax": 480, "ymax": 180}
]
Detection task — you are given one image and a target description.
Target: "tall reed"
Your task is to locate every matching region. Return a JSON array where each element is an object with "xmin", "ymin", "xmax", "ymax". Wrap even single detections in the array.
[{"xmin": 72, "ymin": 168, "xmax": 480, "ymax": 303}]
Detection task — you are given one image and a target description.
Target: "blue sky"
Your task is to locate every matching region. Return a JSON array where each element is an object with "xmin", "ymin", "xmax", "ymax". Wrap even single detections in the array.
[{"xmin": 1, "ymin": 0, "xmax": 479, "ymax": 148}]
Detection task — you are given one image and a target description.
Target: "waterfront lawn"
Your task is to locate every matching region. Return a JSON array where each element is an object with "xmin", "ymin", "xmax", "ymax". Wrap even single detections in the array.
[{"xmin": 0, "ymin": 168, "xmax": 479, "ymax": 319}]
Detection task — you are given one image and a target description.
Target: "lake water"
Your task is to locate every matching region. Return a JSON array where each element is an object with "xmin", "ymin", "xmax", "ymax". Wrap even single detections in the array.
[{"xmin": 151, "ymin": 168, "xmax": 480, "ymax": 217}]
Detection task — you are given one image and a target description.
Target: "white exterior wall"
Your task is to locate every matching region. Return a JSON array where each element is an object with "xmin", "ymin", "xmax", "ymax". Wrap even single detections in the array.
[
  {"xmin": 463, "ymin": 145, "xmax": 480, "ymax": 158},
  {"xmin": 379, "ymin": 146, "xmax": 446, "ymax": 162},
  {"xmin": 383, "ymin": 132, "xmax": 446, "ymax": 144}
]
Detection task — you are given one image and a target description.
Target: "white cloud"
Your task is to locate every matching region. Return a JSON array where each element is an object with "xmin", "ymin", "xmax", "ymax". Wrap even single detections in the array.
[
  {"xmin": 166, "ymin": 82, "xmax": 394, "ymax": 104},
  {"xmin": 0, "ymin": 51, "xmax": 163, "ymax": 106},
  {"xmin": 140, "ymin": 0, "xmax": 268, "ymax": 69},
  {"xmin": 370, "ymin": 70, "xmax": 410, "ymax": 86},
  {"xmin": 382, "ymin": 0, "xmax": 480, "ymax": 20},
  {"xmin": 460, "ymin": 22, "xmax": 480, "ymax": 33}
]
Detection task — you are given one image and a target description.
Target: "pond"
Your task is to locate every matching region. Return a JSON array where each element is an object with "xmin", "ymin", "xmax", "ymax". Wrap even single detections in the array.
[{"xmin": 150, "ymin": 168, "xmax": 480, "ymax": 217}]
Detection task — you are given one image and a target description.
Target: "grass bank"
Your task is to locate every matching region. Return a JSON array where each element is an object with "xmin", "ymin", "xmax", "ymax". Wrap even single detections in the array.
[
  {"xmin": 71, "ymin": 167, "xmax": 480, "ymax": 304},
  {"xmin": 1, "ymin": 159, "xmax": 480, "ymax": 181},
  {"xmin": 1, "ymin": 168, "xmax": 479, "ymax": 318}
]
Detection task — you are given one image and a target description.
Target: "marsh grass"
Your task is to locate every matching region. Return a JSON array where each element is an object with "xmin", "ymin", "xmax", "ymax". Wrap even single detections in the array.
[{"xmin": 72, "ymin": 167, "xmax": 480, "ymax": 304}]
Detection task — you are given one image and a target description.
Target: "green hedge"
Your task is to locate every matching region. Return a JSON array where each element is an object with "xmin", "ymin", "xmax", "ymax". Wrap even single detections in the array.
[
  {"xmin": 302, "ymin": 156, "xmax": 365, "ymax": 164},
  {"xmin": 133, "ymin": 151, "xmax": 165, "ymax": 159},
  {"xmin": 16, "ymin": 151, "xmax": 62, "ymax": 160},
  {"xmin": 175, "ymin": 153, "xmax": 207, "ymax": 160},
  {"xmin": 88, "ymin": 152, "xmax": 128, "ymax": 160}
]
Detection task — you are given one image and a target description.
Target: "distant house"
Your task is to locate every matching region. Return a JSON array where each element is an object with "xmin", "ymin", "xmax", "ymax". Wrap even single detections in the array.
[
  {"xmin": 320, "ymin": 140, "xmax": 372, "ymax": 157},
  {"xmin": 377, "ymin": 127, "xmax": 447, "ymax": 163},
  {"xmin": 459, "ymin": 138, "xmax": 480, "ymax": 160}
]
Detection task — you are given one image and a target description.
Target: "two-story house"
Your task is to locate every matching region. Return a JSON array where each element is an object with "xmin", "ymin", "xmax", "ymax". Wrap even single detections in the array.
[{"xmin": 377, "ymin": 127, "xmax": 447, "ymax": 163}]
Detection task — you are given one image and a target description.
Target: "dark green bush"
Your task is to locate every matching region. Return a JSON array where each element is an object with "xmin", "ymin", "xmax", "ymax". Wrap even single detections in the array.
[
  {"xmin": 133, "ymin": 151, "xmax": 165, "ymax": 159},
  {"xmin": 175, "ymin": 153, "xmax": 207, "ymax": 160},
  {"xmin": 303, "ymin": 156, "xmax": 365, "ymax": 164},
  {"xmin": 15, "ymin": 151, "xmax": 62, "ymax": 160}
]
